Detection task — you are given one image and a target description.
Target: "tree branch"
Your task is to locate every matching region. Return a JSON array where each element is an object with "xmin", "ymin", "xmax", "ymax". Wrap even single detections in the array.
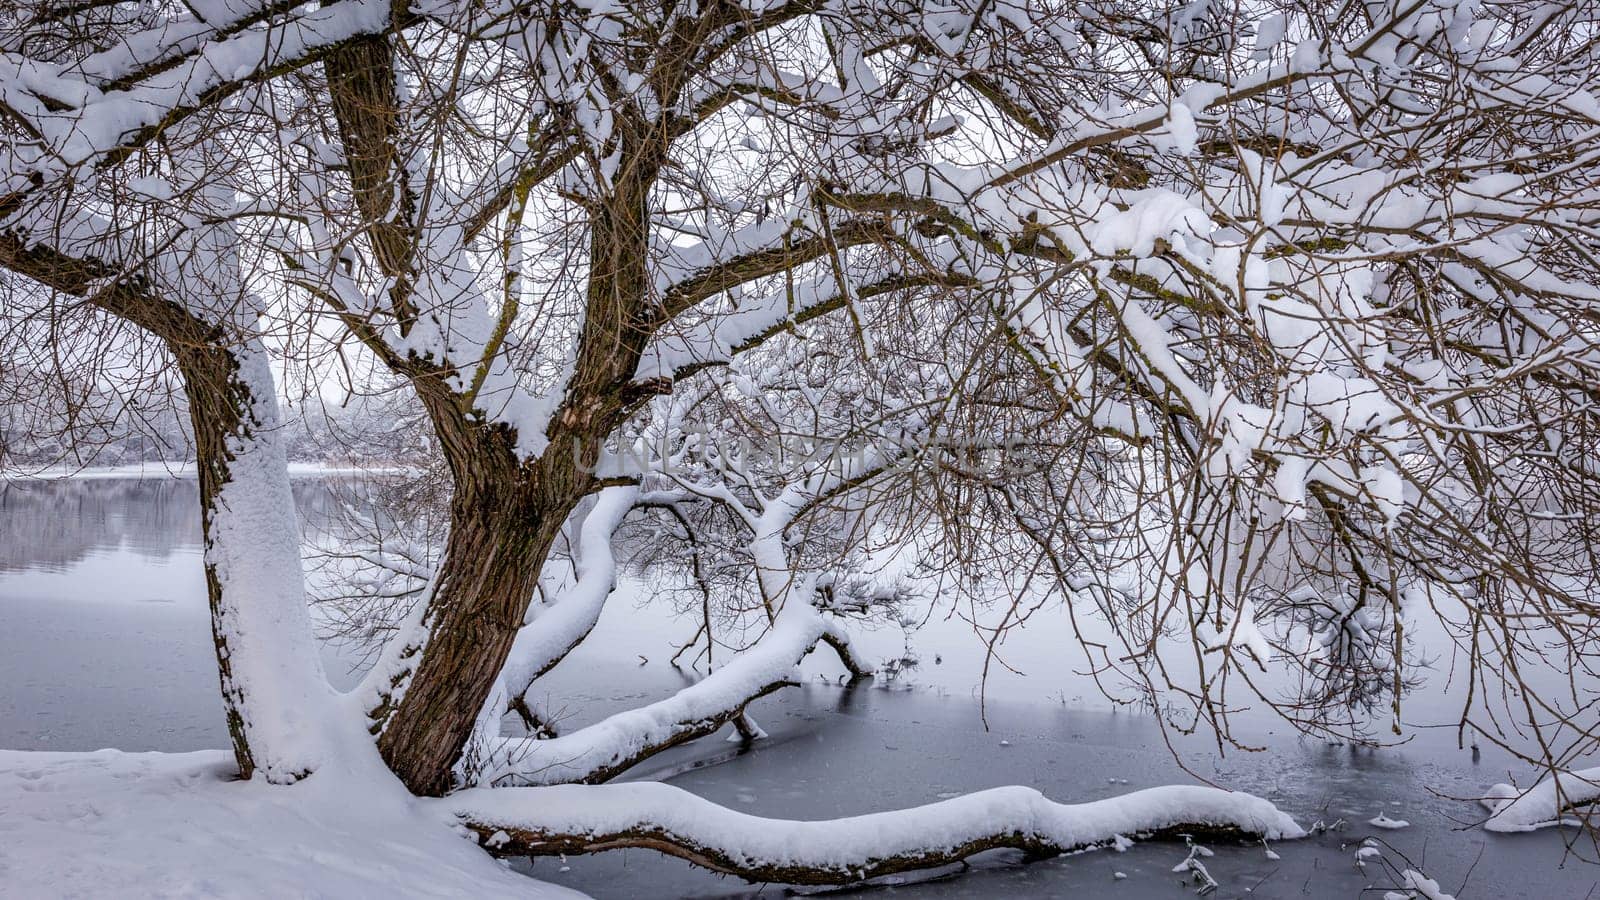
[
  {"xmin": 448, "ymin": 781, "xmax": 1303, "ymax": 885},
  {"xmin": 483, "ymin": 596, "xmax": 852, "ymax": 785}
]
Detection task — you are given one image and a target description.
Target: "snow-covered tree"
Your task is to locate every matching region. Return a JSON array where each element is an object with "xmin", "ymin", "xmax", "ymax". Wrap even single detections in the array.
[{"xmin": 5, "ymin": 0, "xmax": 1600, "ymax": 881}]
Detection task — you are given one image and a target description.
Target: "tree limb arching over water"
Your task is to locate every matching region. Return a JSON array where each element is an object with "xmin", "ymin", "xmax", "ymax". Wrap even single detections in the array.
[{"xmin": 5, "ymin": 0, "xmax": 1600, "ymax": 888}]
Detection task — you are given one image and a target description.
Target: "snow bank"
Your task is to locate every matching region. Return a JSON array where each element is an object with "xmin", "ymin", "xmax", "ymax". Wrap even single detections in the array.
[{"xmin": 0, "ymin": 749, "xmax": 580, "ymax": 899}]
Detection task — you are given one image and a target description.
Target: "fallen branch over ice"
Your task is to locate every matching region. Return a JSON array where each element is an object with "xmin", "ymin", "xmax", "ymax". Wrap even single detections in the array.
[
  {"xmin": 1480, "ymin": 766, "xmax": 1600, "ymax": 832},
  {"xmin": 444, "ymin": 781, "xmax": 1304, "ymax": 885}
]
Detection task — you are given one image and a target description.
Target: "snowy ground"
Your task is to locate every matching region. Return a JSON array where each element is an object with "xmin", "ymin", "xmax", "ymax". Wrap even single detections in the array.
[{"xmin": 0, "ymin": 749, "xmax": 582, "ymax": 899}]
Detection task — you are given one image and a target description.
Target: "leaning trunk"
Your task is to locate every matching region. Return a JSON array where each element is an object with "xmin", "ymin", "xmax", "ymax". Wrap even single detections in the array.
[
  {"xmin": 372, "ymin": 494, "xmax": 555, "ymax": 794},
  {"xmin": 175, "ymin": 339, "xmax": 336, "ymax": 782},
  {"xmin": 371, "ymin": 404, "xmax": 604, "ymax": 794}
]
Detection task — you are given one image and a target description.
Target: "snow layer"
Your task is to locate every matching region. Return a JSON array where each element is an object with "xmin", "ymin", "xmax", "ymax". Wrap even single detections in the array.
[
  {"xmin": 499, "ymin": 485, "xmax": 638, "ymax": 700},
  {"xmin": 448, "ymin": 780, "xmax": 1305, "ymax": 868},
  {"xmin": 3, "ymin": 0, "xmax": 388, "ymax": 188},
  {"xmin": 485, "ymin": 595, "xmax": 849, "ymax": 785},
  {"xmin": 0, "ymin": 749, "xmax": 581, "ymax": 899},
  {"xmin": 202, "ymin": 345, "xmax": 342, "ymax": 781},
  {"xmin": 1481, "ymin": 766, "xmax": 1600, "ymax": 832}
]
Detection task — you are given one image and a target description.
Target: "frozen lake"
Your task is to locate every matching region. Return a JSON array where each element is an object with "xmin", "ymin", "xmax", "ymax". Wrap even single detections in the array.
[{"xmin": 1, "ymin": 476, "xmax": 1595, "ymax": 899}]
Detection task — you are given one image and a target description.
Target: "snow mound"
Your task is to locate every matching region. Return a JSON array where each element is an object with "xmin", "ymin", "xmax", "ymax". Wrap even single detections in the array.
[
  {"xmin": 0, "ymin": 750, "xmax": 581, "ymax": 899},
  {"xmin": 1481, "ymin": 766, "xmax": 1600, "ymax": 832}
]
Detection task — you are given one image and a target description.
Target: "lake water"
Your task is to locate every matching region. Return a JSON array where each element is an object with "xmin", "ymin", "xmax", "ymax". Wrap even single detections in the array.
[{"xmin": 1, "ymin": 476, "xmax": 1595, "ymax": 899}]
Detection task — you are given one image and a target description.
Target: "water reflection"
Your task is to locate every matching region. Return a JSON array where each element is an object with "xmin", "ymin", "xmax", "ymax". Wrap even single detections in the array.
[
  {"xmin": 0, "ymin": 478, "xmax": 198, "ymax": 572},
  {"xmin": 0, "ymin": 475, "xmax": 359, "ymax": 754},
  {"xmin": 0, "ymin": 476, "xmax": 346, "ymax": 574}
]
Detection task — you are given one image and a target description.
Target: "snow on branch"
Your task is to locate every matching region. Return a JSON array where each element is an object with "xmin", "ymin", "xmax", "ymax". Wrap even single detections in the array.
[
  {"xmin": 1481, "ymin": 767, "xmax": 1600, "ymax": 833},
  {"xmin": 982, "ymin": 0, "xmax": 1452, "ymax": 190},
  {"xmin": 480, "ymin": 428, "xmax": 904, "ymax": 786},
  {"xmin": 652, "ymin": 211, "xmax": 890, "ymax": 317},
  {"xmin": 480, "ymin": 592, "xmax": 857, "ymax": 786},
  {"xmin": 684, "ymin": 60, "xmax": 850, "ymax": 125},
  {"xmin": 446, "ymin": 781, "xmax": 1304, "ymax": 885},
  {"xmin": 67, "ymin": 0, "xmax": 352, "ymax": 86},
  {"xmin": 498, "ymin": 485, "xmax": 639, "ymax": 705},
  {"xmin": 637, "ymin": 250, "xmax": 970, "ymax": 384},
  {"xmin": 1, "ymin": 0, "xmax": 390, "ymax": 194}
]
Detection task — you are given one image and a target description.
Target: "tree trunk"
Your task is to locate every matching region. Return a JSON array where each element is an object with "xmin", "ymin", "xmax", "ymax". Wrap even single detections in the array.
[
  {"xmin": 0, "ymin": 233, "xmax": 339, "ymax": 783},
  {"xmin": 175, "ymin": 339, "xmax": 336, "ymax": 782},
  {"xmin": 371, "ymin": 410, "xmax": 600, "ymax": 795},
  {"xmin": 371, "ymin": 491, "xmax": 561, "ymax": 794},
  {"xmin": 322, "ymin": 34, "xmax": 662, "ymax": 789}
]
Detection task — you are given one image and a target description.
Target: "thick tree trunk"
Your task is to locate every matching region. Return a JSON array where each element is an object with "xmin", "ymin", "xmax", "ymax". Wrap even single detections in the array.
[
  {"xmin": 368, "ymin": 176, "xmax": 656, "ymax": 793},
  {"xmin": 175, "ymin": 339, "xmax": 336, "ymax": 782},
  {"xmin": 324, "ymin": 29, "xmax": 664, "ymax": 791},
  {"xmin": 373, "ymin": 486, "xmax": 565, "ymax": 794},
  {"xmin": 371, "ymin": 408, "xmax": 600, "ymax": 795}
]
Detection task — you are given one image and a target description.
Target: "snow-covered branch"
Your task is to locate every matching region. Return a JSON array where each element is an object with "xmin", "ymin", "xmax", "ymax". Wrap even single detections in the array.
[
  {"xmin": 480, "ymin": 425, "xmax": 908, "ymax": 785},
  {"xmin": 482, "ymin": 594, "xmax": 853, "ymax": 785},
  {"xmin": 1, "ymin": 0, "xmax": 391, "ymax": 196},
  {"xmin": 637, "ymin": 255, "xmax": 971, "ymax": 384},
  {"xmin": 447, "ymin": 781, "xmax": 1304, "ymax": 884},
  {"xmin": 654, "ymin": 212, "xmax": 892, "ymax": 321},
  {"xmin": 1481, "ymin": 767, "xmax": 1600, "ymax": 833},
  {"xmin": 498, "ymin": 485, "xmax": 638, "ymax": 707}
]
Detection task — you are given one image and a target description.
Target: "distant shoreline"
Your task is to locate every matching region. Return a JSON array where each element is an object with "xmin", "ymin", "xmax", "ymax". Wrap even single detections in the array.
[{"xmin": 1, "ymin": 462, "xmax": 417, "ymax": 481}]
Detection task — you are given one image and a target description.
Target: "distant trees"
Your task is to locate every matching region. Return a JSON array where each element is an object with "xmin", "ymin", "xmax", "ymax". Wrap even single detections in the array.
[
  {"xmin": 4, "ymin": 0, "xmax": 1600, "ymax": 881},
  {"xmin": 0, "ymin": 326, "xmax": 188, "ymax": 467}
]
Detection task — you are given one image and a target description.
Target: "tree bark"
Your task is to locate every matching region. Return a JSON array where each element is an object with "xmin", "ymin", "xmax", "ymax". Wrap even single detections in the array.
[
  {"xmin": 357, "ymin": 164, "xmax": 661, "ymax": 793},
  {"xmin": 175, "ymin": 339, "xmax": 337, "ymax": 782},
  {"xmin": 371, "ymin": 401, "xmax": 602, "ymax": 795},
  {"xmin": 323, "ymin": 28, "xmax": 667, "ymax": 792},
  {"xmin": 372, "ymin": 483, "xmax": 565, "ymax": 794}
]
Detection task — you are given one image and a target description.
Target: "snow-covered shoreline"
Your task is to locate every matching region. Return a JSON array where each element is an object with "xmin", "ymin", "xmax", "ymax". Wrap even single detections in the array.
[
  {"xmin": 0, "ymin": 748, "xmax": 584, "ymax": 899},
  {"xmin": 0, "ymin": 746, "xmax": 1305, "ymax": 899}
]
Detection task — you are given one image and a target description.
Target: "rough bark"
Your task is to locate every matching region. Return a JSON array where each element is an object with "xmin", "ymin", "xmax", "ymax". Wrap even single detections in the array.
[
  {"xmin": 368, "ymin": 371, "xmax": 622, "ymax": 794},
  {"xmin": 373, "ymin": 506, "xmax": 565, "ymax": 793},
  {"xmin": 324, "ymin": 34, "xmax": 417, "ymax": 307},
  {"xmin": 371, "ymin": 416, "xmax": 586, "ymax": 794},
  {"xmin": 321, "ymin": 24, "xmax": 676, "ymax": 795},
  {"xmin": 339, "ymin": 148, "xmax": 665, "ymax": 796},
  {"xmin": 176, "ymin": 341, "xmax": 337, "ymax": 781}
]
